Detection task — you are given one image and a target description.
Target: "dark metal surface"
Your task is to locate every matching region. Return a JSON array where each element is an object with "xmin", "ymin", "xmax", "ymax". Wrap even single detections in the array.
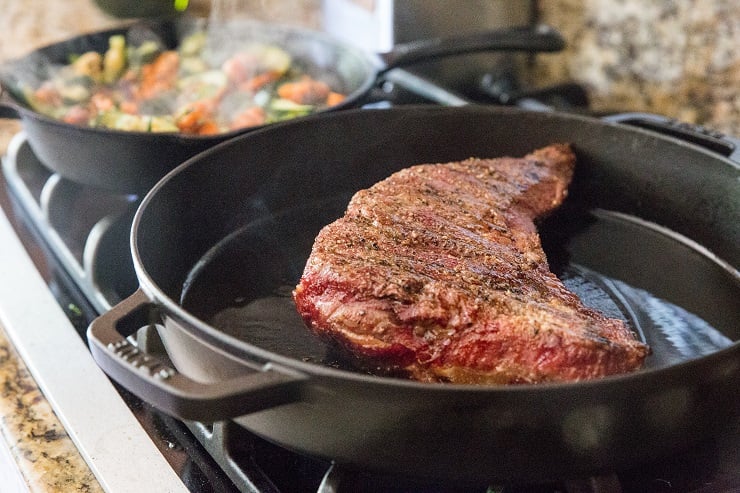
[{"xmin": 88, "ymin": 106, "xmax": 739, "ymax": 484}]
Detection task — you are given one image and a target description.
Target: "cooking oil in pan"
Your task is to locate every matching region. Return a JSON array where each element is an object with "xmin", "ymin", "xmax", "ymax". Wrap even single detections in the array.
[
  {"xmin": 180, "ymin": 206, "xmax": 737, "ymax": 375},
  {"xmin": 561, "ymin": 265, "xmax": 732, "ymax": 367}
]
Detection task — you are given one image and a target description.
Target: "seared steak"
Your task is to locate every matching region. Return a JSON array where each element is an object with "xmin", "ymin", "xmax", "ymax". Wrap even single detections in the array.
[{"xmin": 293, "ymin": 144, "xmax": 650, "ymax": 384}]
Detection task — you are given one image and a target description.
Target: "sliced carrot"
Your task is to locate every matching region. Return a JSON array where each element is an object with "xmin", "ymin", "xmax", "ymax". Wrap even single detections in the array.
[
  {"xmin": 277, "ymin": 76, "xmax": 330, "ymax": 105},
  {"xmin": 90, "ymin": 92, "xmax": 115, "ymax": 112},
  {"xmin": 176, "ymin": 103, "xmax": 210, "ymax": 134},
  {"xmin": 326, "ymin": 91, "xmax": 346, "ymax": 107},
  {"xmin": 137, "ymin": 51, "xmax": 179, "ymax": 100},
  {"xmin": 33, "ymin": 82, "xmax": 62, "ymax": 106},
  {"xmin": 62, "ymin": 106, "xmax": 91, "ymax": 125},
  {"xmin": 230, "ymin": 106, "xmax": 266, "ymax": 130},
  {"xmin": 241, "ymin": 71, "xmax": 281, "ymax": 93},
  {"xmin": 197, "ymin": 120, "xmax": 221, "ymax": 135},
  {"xmin": 221, "ymin": 52, "xmax": 257, "ymax": 84},
  {"xmin": 119, "ymin": 100, "xmax": 139, "ymax": 114}
]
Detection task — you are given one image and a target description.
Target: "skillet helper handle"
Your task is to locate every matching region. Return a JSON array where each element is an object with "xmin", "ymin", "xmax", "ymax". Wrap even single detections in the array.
[
  {"xmin": 604, "ymin": 112, "xmax": 740, "ymax": 164},
  {"xmin": 87, "ymin": 289, "xmax": 306, "ymax": 422},
  {"xmin": 379, "ymin": 24, "xmax": 565, "ymax": 73}
]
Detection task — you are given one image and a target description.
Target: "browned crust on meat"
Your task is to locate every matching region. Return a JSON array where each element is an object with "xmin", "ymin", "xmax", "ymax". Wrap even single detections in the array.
[{"xmin": 293, "ymin": 144, "xmax": 650, "ymax": 384}]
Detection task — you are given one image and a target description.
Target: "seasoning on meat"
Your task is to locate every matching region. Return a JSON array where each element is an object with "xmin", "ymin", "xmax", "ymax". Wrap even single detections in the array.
[{"xmin": 293, "ymin": 144, "xmax": 650, "ymax": 384}]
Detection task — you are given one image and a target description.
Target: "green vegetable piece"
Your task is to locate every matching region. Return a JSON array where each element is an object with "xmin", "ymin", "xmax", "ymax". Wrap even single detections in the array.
[
  {"xmin": 95, "ymin": 110, "xmax": 143, "ymax": 131},
  {"xmin": 179, "ymin": 56, "xmax": 209, "ymax": 76},
  {"xmin": 177, "ymin": 70, "xmax": 228, "ymax": 100},
  {"xmin": 103, "ymin": 34, "xmax": 127, "ymax": 84},
  {"xmin": 253, "ymin": 44, "xmax": 292, "ymax": 74},
  {"xmin": 268, "ymin": 98, "xmax": 314, "ymax": 123},
  {"xmin": 270, "ymin": 97, "xmax": 313, "ymax": 112},
  {"xmin": 148, "ymin": 116, "xmax": 179, "ymax": 132},
  {"xmin": 96, "ymin": 110, "xmax": 178, "ymax": 133},
  {"xmin": 129, "ymin": 40, "xmax": 161, "ymax": 67},
  {"xmin": 71, "ymin": 51, "xmax": 103, "ymax": 81},
  {"xmin": 59, "ymin": 83, "xmax": 91, "ymax": 104},
  {"xmin": 179, "ymin": 31, "xmax": 207, "ymax": 58},
  {"xmin": 21, "ymin": 87, "xmax": 52, "ymax": 115}
]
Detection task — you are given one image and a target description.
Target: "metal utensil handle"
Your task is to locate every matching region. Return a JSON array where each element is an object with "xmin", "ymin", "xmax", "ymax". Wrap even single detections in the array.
[
  {"xmin": 87, "ymin": 289, "xmax": 306, "ymax": 422},
  {"xmin": 604, "ymin": 112, "xmax": 740, "ymax": 164},
  {"xmin": 379, "ymin": 24, "xmax": 565, "ymax": 73}
]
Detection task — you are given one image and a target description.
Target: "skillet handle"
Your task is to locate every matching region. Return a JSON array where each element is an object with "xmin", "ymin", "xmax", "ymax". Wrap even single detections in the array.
[
  {"xmin": 87, "ymin": 289, "xmax": 307, "ymax": 422},
  {"xmin": 378, "ymin": 24, "xmax": 565, "ymax": 73},
  {"xmin": 0, "ymin": 85, "xmax": 21, "ymax": 119},
  {"xmin": 604, "ymin": 112, "xmax": 740, "ymax": 164},
  {"xmin": 0, "ymin": 102, "xmax": 20, "ymax": 119}
]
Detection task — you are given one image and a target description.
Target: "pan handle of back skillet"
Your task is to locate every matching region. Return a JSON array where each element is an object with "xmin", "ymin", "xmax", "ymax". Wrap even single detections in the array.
[
  {"xmin": 87, "ymin": 289, "xmax": 307, "ymax": 422},
  {"xmin": 0, "ymin": 84, "xmax": 22, "ymax": 119},
  {"xmin": 603, "ymin": 112, "xmax": 740, "ymax": 164}
]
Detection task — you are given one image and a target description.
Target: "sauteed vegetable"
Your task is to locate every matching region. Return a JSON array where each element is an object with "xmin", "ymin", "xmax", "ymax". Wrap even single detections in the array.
[{"xmin": 23, "ymin": 32, "xmax": 346, "ymax": 134}]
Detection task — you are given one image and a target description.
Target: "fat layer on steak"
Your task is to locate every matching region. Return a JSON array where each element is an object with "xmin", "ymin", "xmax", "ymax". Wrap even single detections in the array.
[{"xmin": 293, "ymin": 144, "xmax": 650, "ymax": 384}]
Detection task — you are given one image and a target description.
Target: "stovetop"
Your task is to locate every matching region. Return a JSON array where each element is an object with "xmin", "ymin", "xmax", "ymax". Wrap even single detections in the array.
[{"xmin": 1, "ymin": 71, "xmax": 739, "ymax": 492}]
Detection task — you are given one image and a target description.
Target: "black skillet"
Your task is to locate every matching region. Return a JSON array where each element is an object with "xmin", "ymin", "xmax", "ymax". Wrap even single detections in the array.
[
  {"xmin": 0, "ymin": 18, "xmax": 563, "ymax": 194},
  {"xmin": 88, "ymin": 106, "xmax": 739, "ymax": 484}
]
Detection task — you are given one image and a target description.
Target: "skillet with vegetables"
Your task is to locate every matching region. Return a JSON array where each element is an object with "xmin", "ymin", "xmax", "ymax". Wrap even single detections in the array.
[{"xmin": 23, "ymin": 31, "xmax": 346, "ymax": 135}]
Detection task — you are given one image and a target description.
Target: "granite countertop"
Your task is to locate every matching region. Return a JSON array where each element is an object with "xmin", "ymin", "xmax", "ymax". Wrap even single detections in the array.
[
  {"xmin": 535, "ymin": 0, "xmax": 740, "ymax": 135},
  {"xmin": 0, "ymin": 323, "xmax": 103, "ymax": 493},
  {"xmin": 0, "ymin": 1, "xmax": 737, "ymax": 491}
]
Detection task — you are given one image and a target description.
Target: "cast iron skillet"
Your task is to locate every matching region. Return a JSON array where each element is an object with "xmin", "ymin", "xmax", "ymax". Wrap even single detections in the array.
[
  {"xmin": 88, "ymin": 106, "xmax": 739, "ymax": 484},
  {"xmin": 0, "ymin": 18, "xmax": 563, "ymax": 194}
]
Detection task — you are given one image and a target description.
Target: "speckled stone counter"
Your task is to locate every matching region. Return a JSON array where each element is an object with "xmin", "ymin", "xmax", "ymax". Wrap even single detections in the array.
[
  {"xmin": 0, "ymin": 323, "xmax": 103, "ymax": 492},
  {"xmin": 0, "ymin": 1, "xmax": 737, "ymax": 491},
  {"xmin": 534, "ymin": 0, "xmax": 740, "ymax": 135}
]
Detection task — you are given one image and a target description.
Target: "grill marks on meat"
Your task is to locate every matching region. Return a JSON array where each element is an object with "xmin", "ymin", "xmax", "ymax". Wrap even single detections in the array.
[{"xmin": 293, "ymin": 144, "xmax": 650, "ymax": 384}]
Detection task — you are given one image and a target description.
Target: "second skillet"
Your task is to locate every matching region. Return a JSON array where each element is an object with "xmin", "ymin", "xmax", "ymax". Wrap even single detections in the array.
[{"xmin": 0, "ymin": 18, "xmax": 563, "ymax": 193}]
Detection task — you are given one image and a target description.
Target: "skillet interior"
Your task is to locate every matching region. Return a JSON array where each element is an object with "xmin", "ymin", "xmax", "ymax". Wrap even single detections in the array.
[
  {"xmin": 135, "ymin": 106, "xmax": 739, "ymax": 377},
  {"xmin": 179, "ymin": 197, "xmax": 737, "ymax": 374}
]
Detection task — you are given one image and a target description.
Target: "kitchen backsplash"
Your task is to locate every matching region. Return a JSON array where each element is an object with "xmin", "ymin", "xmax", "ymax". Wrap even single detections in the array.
[{"xmin": 534, "ymin": 0, "xmax": 740, "ymax": 135}]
